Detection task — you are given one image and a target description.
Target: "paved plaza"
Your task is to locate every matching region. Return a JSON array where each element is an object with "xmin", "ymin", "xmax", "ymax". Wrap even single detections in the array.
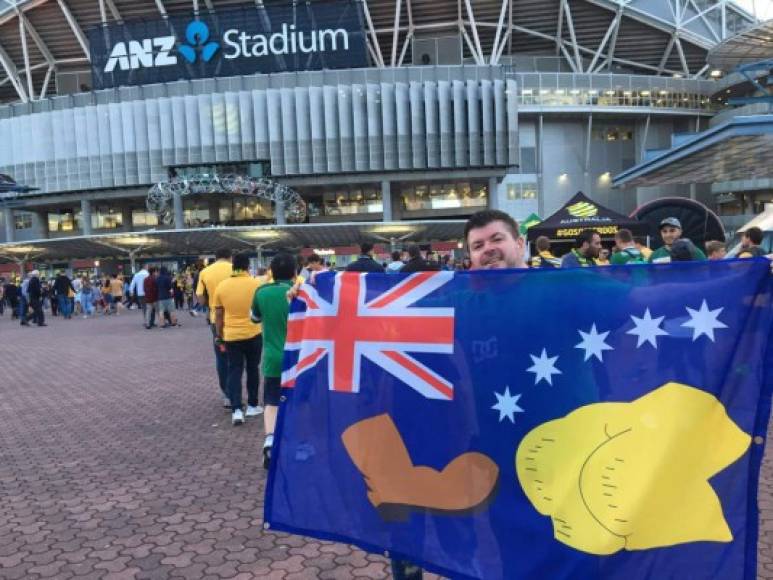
[{"xmin": 0, "ymin": 309, "xmax": 771, "ymax": 580}]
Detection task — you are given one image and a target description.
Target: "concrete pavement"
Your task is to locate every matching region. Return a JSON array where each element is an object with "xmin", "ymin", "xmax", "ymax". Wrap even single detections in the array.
[{"xmin": 0, "ymin": 308, "xmax": 770, "ymax": 579}]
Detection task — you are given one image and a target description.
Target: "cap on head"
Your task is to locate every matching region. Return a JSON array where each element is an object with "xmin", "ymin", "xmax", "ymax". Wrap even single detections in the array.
[{"xmin": 659, "ymin": 217, "xmax": 682, "ymax": 230}]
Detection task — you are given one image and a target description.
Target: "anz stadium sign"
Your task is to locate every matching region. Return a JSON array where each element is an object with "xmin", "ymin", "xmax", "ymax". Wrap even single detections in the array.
[{"xmin": 88, "ymin": 0, "xmax": 368, "ymax": 89}]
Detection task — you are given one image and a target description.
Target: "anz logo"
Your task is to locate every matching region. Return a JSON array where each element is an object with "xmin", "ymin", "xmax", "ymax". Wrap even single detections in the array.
[{"xmin": 104, "ymin": 21, "xmax": 220, "ymax": 72}]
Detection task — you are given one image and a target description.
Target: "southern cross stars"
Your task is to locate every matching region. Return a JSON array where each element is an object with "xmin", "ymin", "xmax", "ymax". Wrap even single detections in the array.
[
  {"xmin": 527, "ymin": 349, "xmax": 561, "ymax": 385},
  {"xmin": 682, "ymin": 300, "xmax": 728, "ymax": 342},
  {"xmin": 492, "ymin": 387, "xmax": 524, "ymax": 423},
  {"xmin": 575, "ymin": 324, "xmax": 614, "ymax": 362},
  {"xmin": 627, "ymin": 308, "xmax": 668, "ymax": 348}
]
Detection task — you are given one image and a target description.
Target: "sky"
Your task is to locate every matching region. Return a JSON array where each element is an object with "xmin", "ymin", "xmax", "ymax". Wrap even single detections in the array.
[{"xmin": 733, "ymin": 0, "xmax": 773, "ymax": 20}]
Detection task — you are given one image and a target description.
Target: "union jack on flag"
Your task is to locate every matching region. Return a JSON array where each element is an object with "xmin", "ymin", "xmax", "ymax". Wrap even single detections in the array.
[{"xmin": 281, "ymin": 271, "xmax": 456, "ymax": 400}]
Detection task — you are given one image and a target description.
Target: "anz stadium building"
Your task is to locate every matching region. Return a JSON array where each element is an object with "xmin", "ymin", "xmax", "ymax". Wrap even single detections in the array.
[{"xmin": 0, "ymin": 0, "xmax": 762, "ymax": 267}]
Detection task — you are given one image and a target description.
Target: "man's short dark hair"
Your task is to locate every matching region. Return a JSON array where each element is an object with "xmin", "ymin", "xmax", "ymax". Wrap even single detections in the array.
[
  {"xmin": 232, "ymin": 252, "xmax": 250, "ymax": 272},
  {"xmin": 575, "ymin": 229, "xmax": 599, "ymax": 249},
  {"xmin": 391, "ymin": 250, "xmax": 401, "ymax": 261},
  {"xmin": 615, "ymin": 228, "xmax": 633, "ymax": 244},
  {"xmin": 464, "ymin": 210, "xmax": 519, "ymax": 245},
  {"xmin": 148, "ymin": 266, "xmax": 157, "ymax": 274},
  {"xmin": 744, "ymin": 226, "xmax": 763, "ymax": 246},
  {"xmin": 271, "ymin": 252, "xmax": 297, "ymax": 281},
  {"xmin": 535, "ymin": 236, "xmax": 550, "ymax": 252},
  {"xmin": 407, "ymin": 244, "xmax": 421, "ymax": 259},
  {"xmin": 159, "ymin": 267, "xmax": 169, "ymax": 276},
  {"xmin": 360, "ymin": 242, "xmax": 374, "ymax": 255},
  {"xmin": 215, "ymin": 247, "xmax": 232, "ymax": 260},
  {"xmin": 307, "ymin": 253, "xmax": 323, "ymax": 265}
]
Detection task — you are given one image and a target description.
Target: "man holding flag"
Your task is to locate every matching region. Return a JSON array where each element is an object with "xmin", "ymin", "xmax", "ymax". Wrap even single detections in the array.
[{"xmin": 267, "ymin": 209, "xmax": 773, "ymax": 580}]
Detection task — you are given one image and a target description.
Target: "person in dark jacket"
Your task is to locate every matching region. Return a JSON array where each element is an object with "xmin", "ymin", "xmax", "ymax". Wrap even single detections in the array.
[
  {"xmin": 4, "ymin": 279, "xmax": 19, "ymax": 319},
  {"xmin": 143, "ymin": 267, "xmax": 159, "ymax": 329},
  {"xmin": 155, "ymin": 267, "xmax": 179, "ymax": 328},
  {"xmin": 53, "ymin": 272, "xmax": 75, "ymax": 319},
  {"xmin": 400, "ymin": 244, "xmax": 440, "ymax": 273},
  {"xmin": 26, "ymin": 270, "xmax": 46, "ymax": 326},
  {"xmin": 345, "ymin": 243, "xmax": 384, "ymax": 273}
]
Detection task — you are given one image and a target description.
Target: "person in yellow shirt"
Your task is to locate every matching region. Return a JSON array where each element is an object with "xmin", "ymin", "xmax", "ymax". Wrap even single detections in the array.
[
  {"xmin": 196, "ymin": 248, "xmax": 234, "ymax": 408},
  {"xmin": 214, "ymin": 252, "xmax": 264, "ymax": 426}
]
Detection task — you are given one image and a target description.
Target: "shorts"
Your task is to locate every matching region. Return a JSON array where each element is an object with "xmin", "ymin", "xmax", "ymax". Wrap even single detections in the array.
[
  {"xmin": 264, "ymin": 376, "xmax": 282, "ymax": 406},
  {"xmin": 157, "ymin": 298, "xmax": 174, "ymax": 313}
]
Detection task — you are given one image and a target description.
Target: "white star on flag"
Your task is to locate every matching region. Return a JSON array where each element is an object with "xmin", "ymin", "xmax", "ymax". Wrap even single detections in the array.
[
  {"xmin": 575, "ymin": 324, "xmax": 614, "ymax": 362},
  {"xmin": 627, "ymin": 308, "xmax": 669, "ymax": 348},
  {"xmin": 492, "ymin": 387, "xmax": 524, "ymax": 423},
  {"xmin": 682, "ymin": 300, "xmax": 728, "ymax": 342},
  {"xmin": 527, "ymin": 349, "xmax": 562, "ymax": 385}
]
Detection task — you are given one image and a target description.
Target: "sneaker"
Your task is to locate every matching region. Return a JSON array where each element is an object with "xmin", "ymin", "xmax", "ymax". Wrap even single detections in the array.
[
  {"xmin": 245, "ymin": 405, "xmax": 263, "ymax": 418},
  {"xmin": 262, "ymin": 434, "xmax": 274, "ymax": 469},
  {"xmin": 231, "ymin": 409, "xmax": 244, "ymax": 425}
]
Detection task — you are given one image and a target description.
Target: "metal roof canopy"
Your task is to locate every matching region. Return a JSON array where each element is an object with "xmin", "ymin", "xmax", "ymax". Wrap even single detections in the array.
[
  {"xmin": 0, "ymin": 0, "xmax": 760, "ymax": 104},
  {"xmin": 0, "ymin": 220, "xmax": 466, "ymax": 263},
  {"xmin": 708, "ymin": 19, "xmax": 773, "ymax": 69},
  {"xmin": 611, "ymin": 114, "xmax": 773, "ymax": 188}
]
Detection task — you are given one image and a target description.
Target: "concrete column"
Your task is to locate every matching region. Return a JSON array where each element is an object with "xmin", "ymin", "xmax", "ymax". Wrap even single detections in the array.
[
  {"xmin": 381, "ymin": 180, "xmax": 392, "ymax": 221},
  {"xmin": 488, "ymin": 176, "xmax": 500, "ymax": 210},
  {"xmin": 275, "ymin": 198, "xmax": 286, "ymax": 225},
  {"xmin": 80, "ymin": 199, "xmax": 92, "ymax": 236},
  {"xmin": 208, "ymin": 200, "xmax": 220, "ymax": 224},
  {"xmin": 122, "ymin": 206, "xmax": 134, "ymax": 232},
  {"xmin": 3, "ymin": 209, "xmax": 14, "ymax": 242},
  {"xmin": 173, "ymin": 192, "xmax": 184, "ymax": 229},
  {"xmin": 35, "ymin": 211, "xmax": 49, "ymax": 238}
]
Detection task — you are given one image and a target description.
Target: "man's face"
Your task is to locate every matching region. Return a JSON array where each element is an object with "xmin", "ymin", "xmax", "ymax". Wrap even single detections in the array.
[
  {"xmin": 599, "ymin": 248, "xmax": 610, "ymax": 261},
  {"xmin": 741, "ymin": 234, "xmax": 751, "ymax": 249},
  {"xmin": 582, "ymin": 234, "xmax": 602, "ymax": 258},
  {"xmin": 660, "ymin": 226, "xmax": 681, "ymax": 246},
  {"xmin": 308, "ymin": 262, "xmax": 324, "ymax": 272},
  {"xmin": 467, "ymin": 221, "xmax": 525, "ymax": 270}
]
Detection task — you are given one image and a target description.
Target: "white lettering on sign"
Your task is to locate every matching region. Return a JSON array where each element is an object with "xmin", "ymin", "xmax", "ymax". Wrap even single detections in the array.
[
  {"xmin": 104, "ymin": 36, "xmax": 177, "ymax": 72},
  {"xmin": 222, "ymin": 24, "xmax": 349, "ymax": 59}
]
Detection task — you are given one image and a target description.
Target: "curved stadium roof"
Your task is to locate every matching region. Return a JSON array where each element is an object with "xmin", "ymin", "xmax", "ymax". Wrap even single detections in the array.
[
  {"xmin": 708, "ymin": 17, "xmax": 773, "ymax": 68},
  {"xmin": 0, "ymin": 0, "xmax": 759, "ymax": 104}
]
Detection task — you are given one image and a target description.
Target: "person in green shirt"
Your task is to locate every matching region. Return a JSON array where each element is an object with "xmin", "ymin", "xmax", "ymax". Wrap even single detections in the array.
[
  {"xmin": 610, "ymin": 228, "xmax": 647, "ymax": 265},
  {"xmin": 649, "ymin": 217, "xmax": 706, "ymax": 263},
  {"xmin": 250, "ymin": 252, "xmax": 297, "ymax": 469}
]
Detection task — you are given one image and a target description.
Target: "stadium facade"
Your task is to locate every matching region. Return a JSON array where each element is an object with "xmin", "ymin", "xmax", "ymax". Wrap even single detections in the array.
[
  {"xmin": 0, "ymin": 0, "xmax": 761, "ymax": 261},
  {"xmin": 613, "ymin": 18, "xmax": 773, "ymax": 231}
]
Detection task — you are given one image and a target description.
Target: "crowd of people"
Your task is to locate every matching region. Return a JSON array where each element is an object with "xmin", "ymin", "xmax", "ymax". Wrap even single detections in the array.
[
  {"xmin": 0, "ymin": 209, "xmax": 769, "ymax": 580},
  {"xmin": 0, "ymin": 266, "xmax": 207, "ymax": 327}
]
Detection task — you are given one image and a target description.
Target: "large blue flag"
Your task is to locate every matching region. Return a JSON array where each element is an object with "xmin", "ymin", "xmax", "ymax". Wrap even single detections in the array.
[{"xmin": 265, "ymin": 260, "xmax": 773, "ymax": 580}]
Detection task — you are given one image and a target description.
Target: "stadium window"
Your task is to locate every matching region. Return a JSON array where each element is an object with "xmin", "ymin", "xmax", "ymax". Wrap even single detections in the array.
[
  {"xmin": 93, "ymin": 206, "xmax": 122, "ymax": 230},
  {"xmin": 132, "ymin": 210, "xmax": 159, "ymax": 228},
  {"xmin": 48, "ymin": 210, "xmax": 75, "ymax": 232},
  {"xmin": 14, "ymin": 213, "xmax": 33, "ymax": 230}
]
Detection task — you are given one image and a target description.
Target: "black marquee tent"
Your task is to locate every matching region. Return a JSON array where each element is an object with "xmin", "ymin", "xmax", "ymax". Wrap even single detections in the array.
[{"xmin": 526, "ymin": 191, "xmax": 650, "ymax": 243}]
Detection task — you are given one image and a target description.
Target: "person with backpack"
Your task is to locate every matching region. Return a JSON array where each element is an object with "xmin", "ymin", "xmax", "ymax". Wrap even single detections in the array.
[
  {"xmin": 611, "ymin": 229, "xmax": 647, "ymax": 265},
  {"xmin": 529, "ymin": 236, "xmax": 561, "ymax": 268}
]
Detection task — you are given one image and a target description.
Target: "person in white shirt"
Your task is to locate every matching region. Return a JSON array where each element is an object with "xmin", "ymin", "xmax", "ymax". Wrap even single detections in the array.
[
  {"xmin": 129, "ymin": 267, "xmax": 150, "ymax": 320},
  {"xmin": 386, "ymin": 250, "xmax": 405, "ymax": 273},
  {"xmin": 304, "ymin": 253, "xmax": 328, "ymax": 284}
]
